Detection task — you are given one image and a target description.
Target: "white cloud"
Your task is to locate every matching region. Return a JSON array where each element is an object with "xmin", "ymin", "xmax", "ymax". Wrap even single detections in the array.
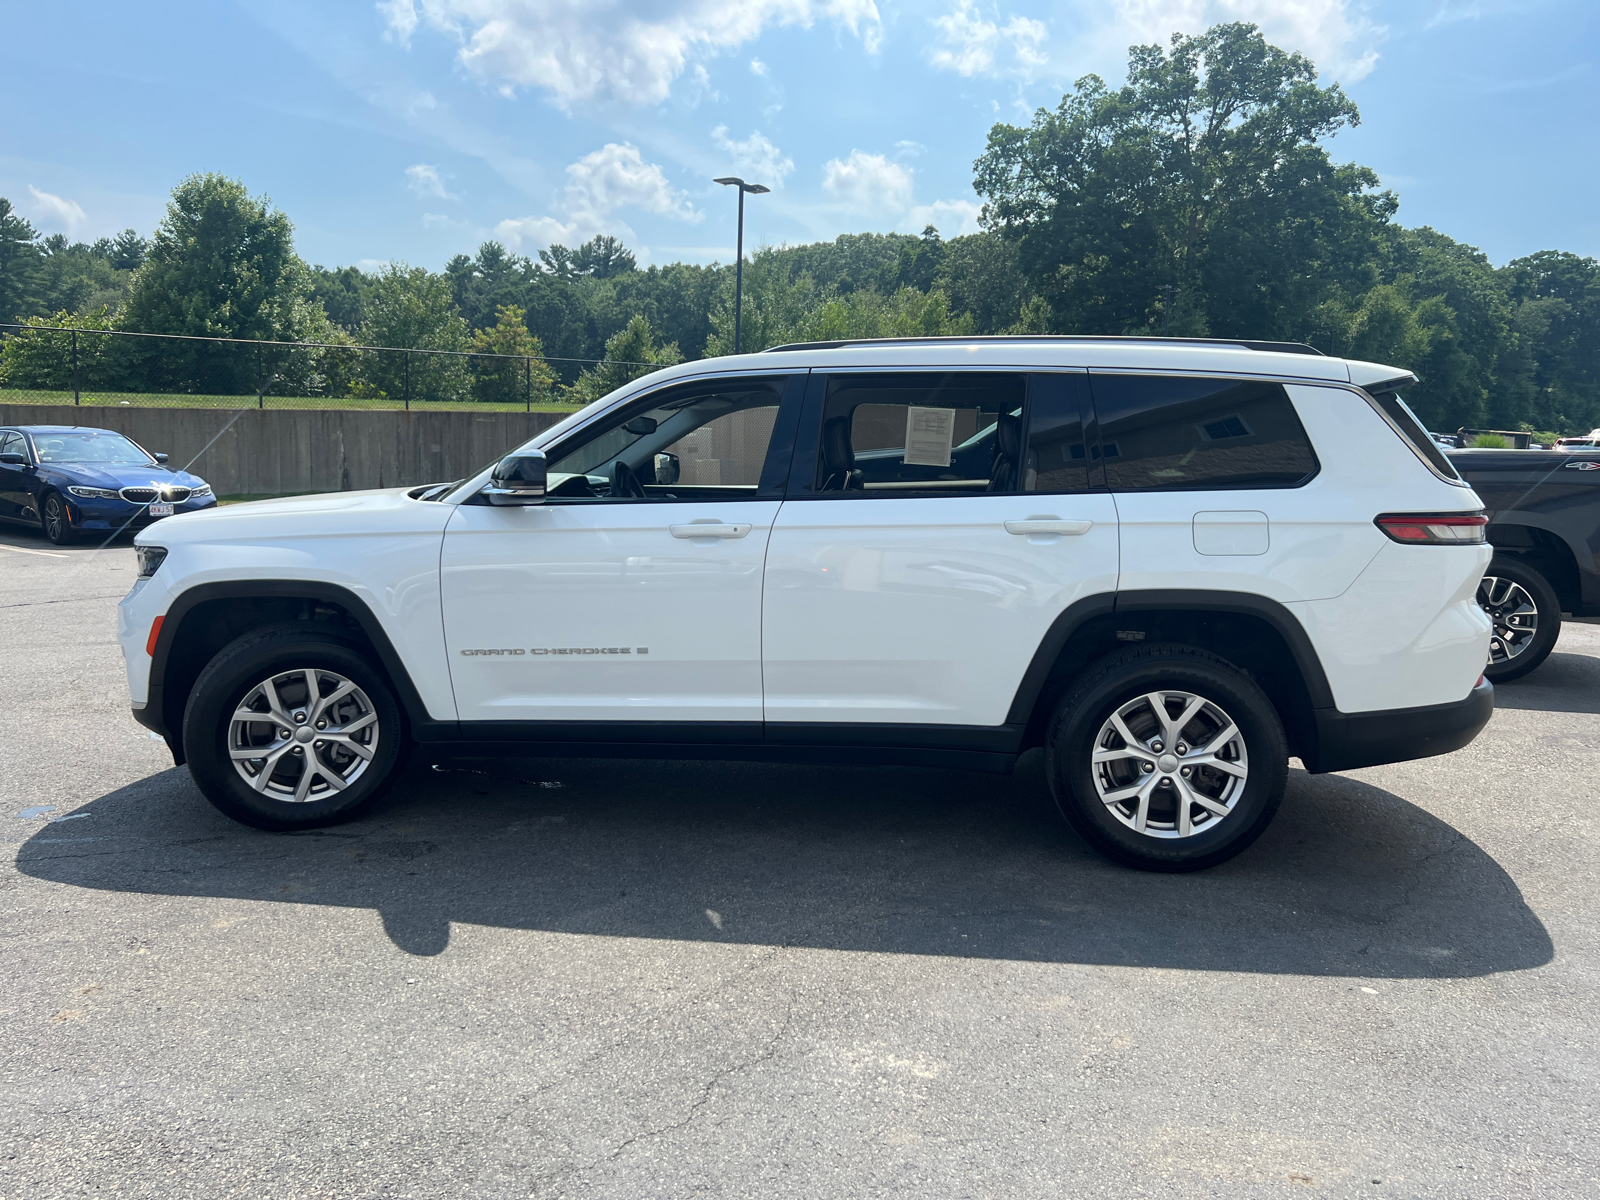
[
  {"xmin": 379, "ymin": 0, "xmax": 881, "ymax": 108},
  {"xmin": 495, "ymin": 141, "xmax": 700, "ymax": 252},
  {"xmin": 821, "ymin": 150, "xmax": 914, "ymax": 213},
  {"xmin": 376, "ymin": 0, "xmax": 419, "ymax": 41},
  {"xmin": 750, "ymin": 57, "xmax": 769, "ymax": 76},
  {"xmin": 1105, "ymin": 0, "xmax": 1383, "ymax": 82},
  {"xmin": 711, "ymin": 126, "xmax": 794, "ymax": 188},
  {"xmin": 405, "ymin": 163, "xmax": 457, "ymax": 200},
  {"xmin": 930, "ymin": 1, "xmax": 1047, "ymax": 78},
  {"xmin": 904, "ymin": 198, "xmax": 983, "ymax": 236},
  {"xmin": 27, "ymin": 186, "xmax": 87, "ymax": 235},
  {"xmin": 895, "ymin": 140, "xmax": 926, "ymax": 157}
]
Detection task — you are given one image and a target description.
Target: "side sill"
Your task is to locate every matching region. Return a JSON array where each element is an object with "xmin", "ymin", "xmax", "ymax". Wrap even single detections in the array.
[
  {"xmin": 1303, "ymin": 679, "xmax": 1493, "ymax": 774},
  {"xmin": 422, "ymin": 719, "xmax": 1024, "ymax": 773},
  {"xmin": 429, "ymin": 740, "xmax": 1016, "ymax": 775}
]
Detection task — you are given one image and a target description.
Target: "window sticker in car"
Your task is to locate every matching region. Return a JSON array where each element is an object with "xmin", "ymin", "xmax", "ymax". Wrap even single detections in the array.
[{"xmin": 903, "ymin": 406, "xmax": 956, "ymax": 467}]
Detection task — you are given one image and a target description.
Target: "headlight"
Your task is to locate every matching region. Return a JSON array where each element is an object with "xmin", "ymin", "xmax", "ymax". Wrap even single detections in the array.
[
  {"xmin": 136, "ymin": 545, "xmax": 168, "ymax": 578},
  {"xmin": 190, "ymin": 484, "xmax": 213, "ymax": 498},
  {"xmin": 68, "ymin": 486, "xmax": 120, "ymax": 500}
]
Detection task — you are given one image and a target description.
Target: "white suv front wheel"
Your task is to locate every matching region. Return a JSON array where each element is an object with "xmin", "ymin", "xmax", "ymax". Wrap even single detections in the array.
[
  {"xmin": 1047, "ymin": 644, "xmax": 1288, "ymax": 872},
  {"xmin": 183, "ymin": 627, "xmax": 407, "ymax": 830}
]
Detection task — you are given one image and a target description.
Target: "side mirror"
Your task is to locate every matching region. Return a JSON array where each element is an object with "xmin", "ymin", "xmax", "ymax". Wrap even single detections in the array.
[
  {"xmin": 654, "ymin": 451, "xmax": 680, "ymax": 485},
  {"xmin": 623, "ymin": 416, "xmax": 658, "ymax": 435},
  {"xmin": 154, "ymin": 453, "xmax": 169, "ymax": 464},
  {"xmin": 485, "ymin": 450, "xmax": 547, "ymax": 505},
  {"xmin": 0, "ymin": 452, "xmax": 26, "ymax": 466}
]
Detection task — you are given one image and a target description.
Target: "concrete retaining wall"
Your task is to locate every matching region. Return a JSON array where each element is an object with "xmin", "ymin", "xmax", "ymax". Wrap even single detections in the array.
[{"xmin": 0, "ymin": 404, "xmax": 568, "ymax": 496}]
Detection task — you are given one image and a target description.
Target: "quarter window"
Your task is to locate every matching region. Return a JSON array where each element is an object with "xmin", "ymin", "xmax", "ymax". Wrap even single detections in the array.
[
  {"xmin": 812, "ymin": 372, "xmax": 1027, "ymax": 495},
  {"xmin": 1089, "ymin": 375, "xmax": 1318, "ymax": 490}
]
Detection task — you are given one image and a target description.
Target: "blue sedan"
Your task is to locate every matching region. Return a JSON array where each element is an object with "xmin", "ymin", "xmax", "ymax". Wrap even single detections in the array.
[{"xmin": 0, "ymin": 425, "xmax": 217, "ymax": 545}]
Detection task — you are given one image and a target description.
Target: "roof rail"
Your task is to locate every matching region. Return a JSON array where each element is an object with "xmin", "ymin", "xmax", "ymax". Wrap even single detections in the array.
[{"xmin": 764, "ymin": 334, "xmax": 1326, "ymax": 356}]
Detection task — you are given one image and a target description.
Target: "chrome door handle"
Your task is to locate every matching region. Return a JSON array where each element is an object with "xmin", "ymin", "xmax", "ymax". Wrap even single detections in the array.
[
  {"xmin": 669, "ymin": 523, "xmax": 752, "ymax": 539},
  {"xmin": 1004, "ymin": 518, "xmax": 1093, "ymax": 536}
]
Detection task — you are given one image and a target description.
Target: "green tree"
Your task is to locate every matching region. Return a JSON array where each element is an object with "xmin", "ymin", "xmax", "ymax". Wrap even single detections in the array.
[
  {"xmin": 974, "ymin": 22, "xmax": 1388, "ymax": 338},
  {"xmin": 120, "ymin": 174, "xmax": 324, "ymax": 392},
  {"xmin": 566, "ymin": 314, "xmax": 681, "ymax": 403},
  {"xmin": 470, "ymin": 305, "xmax": 556, "ymax": 404},
  {"xmin": 357, "ymin": 264, "xmax": 471, "ymax": 402},
  {"xmin": 308, "ymin": 264, "xmax": 374, "ymax": 332},
  {"xmin": 0, "ymin": 307, "xmax": 121, "ymax": 391},
  {"xmin": 0, "ymin": 197, "xmax": 42, "ymax": 323},
  {"xmin": 572, "ymin": 235, "xmax": 637, "ymax": 279},
  {"xmin": 34, "ymin": 236, "xmax": 136, "ymax": 318}
]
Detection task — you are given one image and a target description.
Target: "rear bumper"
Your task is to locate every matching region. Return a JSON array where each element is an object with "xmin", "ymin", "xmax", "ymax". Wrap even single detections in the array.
[{"xmin": 1305, "ymin": 677, "xmax": 1494, "ymax": 773}]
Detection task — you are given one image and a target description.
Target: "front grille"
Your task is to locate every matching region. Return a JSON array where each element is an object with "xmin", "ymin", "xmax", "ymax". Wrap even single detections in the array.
[{"xmin": 118, "ymin": 485, "xmax": 191, "ymax": 504}]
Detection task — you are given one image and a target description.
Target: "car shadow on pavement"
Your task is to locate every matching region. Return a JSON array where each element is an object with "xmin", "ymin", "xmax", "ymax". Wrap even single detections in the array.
[
  {"xmin": 1490, "ymin": 652, "xmax": 1600, "ymax": 714},
  {"xmin": 16, "ymin": 750, "xmax": 1552, "ymax": 979}
]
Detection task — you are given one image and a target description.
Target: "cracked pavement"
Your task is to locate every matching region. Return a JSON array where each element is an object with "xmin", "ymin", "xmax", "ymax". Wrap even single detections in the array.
[{"xmin": 2, "ymin": 528, "xmax": 1597, "ymax": 1198}]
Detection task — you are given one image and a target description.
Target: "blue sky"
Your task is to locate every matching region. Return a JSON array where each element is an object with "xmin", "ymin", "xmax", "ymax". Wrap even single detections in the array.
[{"xmin": 2, "ymin": 1, "xmax": 1595, "ymax": 271}]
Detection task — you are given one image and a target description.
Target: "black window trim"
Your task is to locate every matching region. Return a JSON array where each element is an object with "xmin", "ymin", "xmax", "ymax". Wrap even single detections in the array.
[{"xmin": 1084, "ymin": 368, "xmax": 1324, "ymax": 493}]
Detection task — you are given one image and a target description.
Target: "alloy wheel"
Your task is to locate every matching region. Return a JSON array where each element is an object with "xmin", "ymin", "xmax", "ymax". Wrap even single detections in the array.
[
  {"xmin": 228, "ymin": 668, "xmax": 379, "ymax": 802},
  {"xmin": 1090, "ymin": 690, "xmax": 1249, "ymax": 839},
  {"xmin": 1478, "ymin": 575, "xmax": 1539, "ymax": 666},
  {"xmin": 44, "ymin": 496, "xmax": 65, "ymax": 540}
]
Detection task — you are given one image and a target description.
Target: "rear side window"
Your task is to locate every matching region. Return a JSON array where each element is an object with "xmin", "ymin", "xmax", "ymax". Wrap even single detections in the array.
[
  {"xmin": 1089, "ymin": 374, "xmax": 1319, "ymax": 491},
  {"xmin": 812, "ymin": 372, "xmax": 1027, "ymax": 495}
]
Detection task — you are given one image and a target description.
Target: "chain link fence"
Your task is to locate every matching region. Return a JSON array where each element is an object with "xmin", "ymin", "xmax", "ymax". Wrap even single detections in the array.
[{"xmin": 0, "ymin": 323, "xmax": 654, "ymax": 413}]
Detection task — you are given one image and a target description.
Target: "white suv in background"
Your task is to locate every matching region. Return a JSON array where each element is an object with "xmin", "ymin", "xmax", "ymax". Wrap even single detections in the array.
[{"xmin": 119, "ymin": 337, "xmax": 1494, "ymax": 871}]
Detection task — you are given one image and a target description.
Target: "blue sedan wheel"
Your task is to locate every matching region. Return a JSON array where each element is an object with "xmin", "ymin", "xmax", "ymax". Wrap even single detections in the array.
[{"xmin": 42, "ymin": 492, "xmax": 76, "ymax": 546}]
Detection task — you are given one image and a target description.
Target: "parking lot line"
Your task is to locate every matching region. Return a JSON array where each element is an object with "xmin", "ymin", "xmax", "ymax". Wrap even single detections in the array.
[{"xmin": 0, "ymin": 542, "xmax": 70, "ymax": 558}]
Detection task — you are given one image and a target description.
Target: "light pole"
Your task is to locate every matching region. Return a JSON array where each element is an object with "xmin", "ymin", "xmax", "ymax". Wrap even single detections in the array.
[{"xmin": 713, "ymin": 176, "xmax": 770, "ymax": 354}]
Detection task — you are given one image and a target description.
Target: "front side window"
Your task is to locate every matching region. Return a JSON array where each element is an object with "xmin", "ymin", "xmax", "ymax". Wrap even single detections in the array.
[
  {"xmin": 31, "ymin": 430, "xmax": 153, "ymax": 466},
  {"xmin": 543, "ymin": 376, "xmax": 787, "ymax": 502},
  {"xmin": 0, "ymin": 432, "xmax": 24, "ymax": 459},
  {"xmin": 1089, "ymin": 374, "xmax": 1319, "ymax": 490},
  {"xmin": 812, "ymin": 372, "xmax": 1027, "ymax": 495}
]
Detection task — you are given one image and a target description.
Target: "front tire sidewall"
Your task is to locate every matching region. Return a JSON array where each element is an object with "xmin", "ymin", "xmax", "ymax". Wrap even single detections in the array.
[
  {"xmin": 184, "ymin": 635, "xmax": 404, "ymax": 830},
  {"xmin": 42, "ymin": 492, "xmax": 75, "ymax": 545},
  {"xmin": 1481, "ymin": 558, "xmax": 1561, "ymax": 684},
  {"xmin": 1048, "ymin": 655, "xmax": 1286, "ymax": 872}
]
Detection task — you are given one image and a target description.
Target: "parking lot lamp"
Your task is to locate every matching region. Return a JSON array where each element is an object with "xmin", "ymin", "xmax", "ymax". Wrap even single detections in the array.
[{"xmin": 713, "ymin": 177, "xmax": 770, "ymax": 353}]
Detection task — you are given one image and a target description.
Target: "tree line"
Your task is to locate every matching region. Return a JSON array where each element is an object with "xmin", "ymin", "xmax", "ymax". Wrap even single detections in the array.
[{"xmin": 1, "ymin": 21, "xmax": 1597, "ymax": 432}]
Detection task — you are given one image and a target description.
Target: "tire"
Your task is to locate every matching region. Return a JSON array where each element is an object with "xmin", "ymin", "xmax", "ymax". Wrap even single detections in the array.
[
  {"xmin": 41, "ymin": 491, "xmax": 76, "ymax": 545},
  {"xmin": 1479, "ymin": 558, "xmax": 1561, "ymax": 683},
  {"xmin": 183, "ymin": 625, "xmax": 407, "ymax": 830},
  {"xmin": 1045, "ymin": 643, "xmax": 1288, "ymax": 873}
]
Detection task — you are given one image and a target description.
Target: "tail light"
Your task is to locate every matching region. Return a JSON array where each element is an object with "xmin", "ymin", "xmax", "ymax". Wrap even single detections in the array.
[{"xmin": 1374, "ymin": 512, "xmax": 1489, "ymax": 545}]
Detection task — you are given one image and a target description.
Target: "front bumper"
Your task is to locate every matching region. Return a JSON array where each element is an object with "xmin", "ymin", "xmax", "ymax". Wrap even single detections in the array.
[
  {"xmin": 1305, "ymin": 677, "xmax": 1494, "ymax": 773},
  {"xmin": 67, "ymin": 496, "xmax": 217, "ymax": 533}
]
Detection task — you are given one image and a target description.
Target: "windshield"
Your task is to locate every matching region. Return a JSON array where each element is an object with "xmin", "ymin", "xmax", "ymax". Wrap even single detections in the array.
[{"xmin": 31, "ymin": 431, "xmax": 153, "ymax": 465}]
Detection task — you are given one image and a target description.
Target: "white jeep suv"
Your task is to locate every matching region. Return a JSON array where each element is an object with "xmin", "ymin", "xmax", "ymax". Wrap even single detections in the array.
[{"xmin": 119, "ymin": 337, "xmax": 1494, "ymax": 871}]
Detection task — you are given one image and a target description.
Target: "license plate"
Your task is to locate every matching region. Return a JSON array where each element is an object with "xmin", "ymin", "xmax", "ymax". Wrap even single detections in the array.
[{"xmin": 148, "ymin": 503, "xmax": 174, "ymax": 517}]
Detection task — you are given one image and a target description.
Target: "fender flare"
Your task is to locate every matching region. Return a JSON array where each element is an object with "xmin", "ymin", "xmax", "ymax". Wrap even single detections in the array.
[
  {"xmin": 1005, "ymin": 588, "xmax": 1336, "ymax": 725},
  {"xmin": 143, "ymin": 580, "xmax": 445, "ymax": 748}
]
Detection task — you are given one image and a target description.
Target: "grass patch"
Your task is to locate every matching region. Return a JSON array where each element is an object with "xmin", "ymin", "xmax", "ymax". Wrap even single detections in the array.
[{"xmin": 0, "ymin": 388, "xmax": 584, "ymax": 414}]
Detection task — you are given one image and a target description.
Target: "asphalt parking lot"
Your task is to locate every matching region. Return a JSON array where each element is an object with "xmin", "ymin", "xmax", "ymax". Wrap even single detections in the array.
[{"xmin": 2, "ymin": 527, "xmax": 1596, "ymax": 1199}]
